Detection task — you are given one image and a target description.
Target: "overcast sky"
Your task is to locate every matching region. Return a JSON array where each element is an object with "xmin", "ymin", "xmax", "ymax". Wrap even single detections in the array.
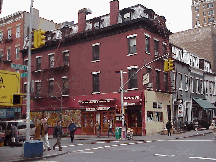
[{"xmin": 1, "ymin": 0, "xmax": 192, "ymax": 33}]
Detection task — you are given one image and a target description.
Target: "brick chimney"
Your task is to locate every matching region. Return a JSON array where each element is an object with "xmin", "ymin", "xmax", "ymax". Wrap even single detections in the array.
[
  {"xmin": 78, "ymin": 8, "xmax": 92, "ymax": 33},
  {"xmin": 110, "ymin": 0, "xmax": 119, "ymax": 25}
]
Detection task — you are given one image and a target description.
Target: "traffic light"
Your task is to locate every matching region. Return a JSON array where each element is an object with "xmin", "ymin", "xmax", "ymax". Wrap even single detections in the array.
[
  {"xmin": 33, "ymin": 29, "xmax": 46, "ymax": 49},
  {"xmin": 168, "ymin": 58, "xmax": 174, "ymax": 71},
  {"xmin": 12, "ymin": 94, "xmax": 21, "ymax": 105},
  {"xmin": 164, "ymin": 59, "xmax": 169, "ymax": 72}
]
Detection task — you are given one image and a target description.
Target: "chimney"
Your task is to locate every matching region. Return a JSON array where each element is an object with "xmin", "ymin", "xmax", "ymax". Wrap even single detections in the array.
[
  {"xmin": 78, "ymin": 8, "xmax": 92, "ymax": 33},
  {"xmin": 110, "ymin": 0, "xmax": 119, "ymax": 25}
]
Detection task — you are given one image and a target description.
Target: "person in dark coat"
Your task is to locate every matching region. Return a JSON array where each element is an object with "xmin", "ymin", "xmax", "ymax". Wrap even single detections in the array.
[
  {"xmin": 53, "ymin": 120, "xmax": 62, "ymax": 151},
  {"xmin": 11, "ymin": 123, "xmax": 18, "ymax": 147},
  {"xmin": 67, "ymin": 119, "xmax": 76, "ymax": 142},
  {"xmin": 166, "ymin": 120, "xmax": 172, "ymax": 136}
]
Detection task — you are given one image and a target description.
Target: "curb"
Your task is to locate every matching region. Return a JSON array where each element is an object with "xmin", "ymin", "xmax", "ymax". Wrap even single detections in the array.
[{"xmin": 13, "ymin": 151, "xmax": 68, "ymax": 162}]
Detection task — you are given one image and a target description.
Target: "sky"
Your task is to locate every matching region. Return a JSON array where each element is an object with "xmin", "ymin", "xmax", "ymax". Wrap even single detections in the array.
[{"xmin": 0, "ymin": 0, "xmax": 192, "ymax": 33}]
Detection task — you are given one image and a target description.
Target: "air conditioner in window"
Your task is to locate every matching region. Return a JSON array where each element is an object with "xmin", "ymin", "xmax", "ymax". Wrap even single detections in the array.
[
  {"xmin": 147, "ymin": 83, "xmax": 153, "ymax": 89},
  {"xmin": 154, "ymin": 52, "xmax": 158, "ymax": 57}
]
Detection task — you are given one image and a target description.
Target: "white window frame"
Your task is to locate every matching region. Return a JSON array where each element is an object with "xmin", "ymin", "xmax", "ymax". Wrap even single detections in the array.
[
  {"xmin": 190, "ymin": 77, "xmax": 194, "ymax": 93},
  {"xmin": 8, "ymin": 29, "xmax": 11, "ymax": 39},
  {"xmin": 16, "ymin": 26, "xmax": 20, "ymax": 38},
  {"xmin": 185, "ymin": 75, "xmax": 189, "ymax": 91},
  {"xmin": 15, "ymin": 46, "xmax": 20, "ymax": 59},
  {"xmin": 178, "ymin": 73, "xmax": 183, "ymax": 90}
]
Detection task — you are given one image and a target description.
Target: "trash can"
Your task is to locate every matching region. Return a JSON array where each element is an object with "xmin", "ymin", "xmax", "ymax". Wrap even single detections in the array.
[
  {"xmin": 23, "ymin": 140, "xmax": 43, "ymax": 158},
  {"xmin": 115, "ymin": 127, "xmax": 122, "ymax": 140}
]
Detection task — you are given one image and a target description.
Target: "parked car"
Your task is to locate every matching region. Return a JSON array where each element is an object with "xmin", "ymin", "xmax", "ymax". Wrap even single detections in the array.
[{"xmin": 0, "ymin": 120, "xmax": 36, "ymax": 146}]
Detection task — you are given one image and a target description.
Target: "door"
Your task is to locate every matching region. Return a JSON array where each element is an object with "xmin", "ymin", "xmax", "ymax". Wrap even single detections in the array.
[{"xmin": 82, "ymin": 112, "xmax": 94, "ymax": 134}]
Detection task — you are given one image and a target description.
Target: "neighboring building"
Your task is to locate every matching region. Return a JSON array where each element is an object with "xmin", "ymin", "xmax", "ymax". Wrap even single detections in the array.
[
  {"xmin": 0, "ymin": 8, "xmax": 59, "ymax": 120},
  {"xmin": 0, "ymin": 8, "xmax": 59, "ymax": 72},
  {"xmin": 169, "ymin": 26, "xmax": 216, "ymax": 73},
  {"xmin": 170, "ymin": 43, "xmax": 216, "ymax": 128},
  {"xmin": 21, "ymin": 0, "xmax": 172, "ymax": 136},
  {"xmin": 192, "ymin": 0, "xmax": 216, "ymax": 28},
  {"xmin": 170, "ymin": 44, "xmax": 191, "ymax": 124}
]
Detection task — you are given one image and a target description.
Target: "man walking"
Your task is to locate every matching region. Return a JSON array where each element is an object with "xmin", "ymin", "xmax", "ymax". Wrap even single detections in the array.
[
  {"xmin": 166, "ymin": 120, "xmax": 172, "ymax": 136},
  {"xmin": 67, "ymin": 119, "xmax": 76, "ymax": 142},
  {"xmin": 41, "ymin": 118, "xmax": 51, "ymax": 151},
  {"xmin": 53, "ymin": 120, "xmax": 62, "ymax": 151},
  {"xmin": 11, "ymin": 123, "xmax": 18, "ymax": 147},
  {"xmin": 107, "ymin": 120, "xmax": 115, "ymax": 137}
]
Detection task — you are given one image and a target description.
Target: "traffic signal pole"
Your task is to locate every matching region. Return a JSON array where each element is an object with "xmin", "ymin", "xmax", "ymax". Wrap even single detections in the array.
[{"xmin": 26, "ymin": 0, "xmax": 33, "ymax": 142}]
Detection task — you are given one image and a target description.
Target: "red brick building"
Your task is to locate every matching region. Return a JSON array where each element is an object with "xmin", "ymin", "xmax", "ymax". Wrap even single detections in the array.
[
  {"xmin": 0, "ymin": 8, "xmax": 59, "ymax": 119},
  {"xmin": 22, "ymin": 0, "xmax": 172, "ymax": 136}
]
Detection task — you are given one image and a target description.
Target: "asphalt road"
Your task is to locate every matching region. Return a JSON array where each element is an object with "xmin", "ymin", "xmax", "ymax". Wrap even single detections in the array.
[{"xmin": 37, "ymin": 133, "xmax": 216, "ymax": 162}]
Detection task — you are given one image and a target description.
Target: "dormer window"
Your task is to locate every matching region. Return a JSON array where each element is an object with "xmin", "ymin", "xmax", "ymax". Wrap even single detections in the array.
[{"xmin": 120, "ymin": 8, "xmax": 135, "ymax": 23}]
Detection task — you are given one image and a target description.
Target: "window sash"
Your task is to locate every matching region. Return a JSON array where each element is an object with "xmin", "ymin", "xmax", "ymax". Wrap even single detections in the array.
[
  {"xmin": 8, "ymin": 29, "xmax": 11, "ymax": 39},
  {"xmin": 16, "ymin": 26, "xmax": 20, "ymax": 38},
  {"xmin": 92, "ymin": 45, "xmax": 99, "ymax": 61},
  {"xmin": 36, "ymin": 58, "xmax": 41, "ymax": 70},
  {"xmin": 128, "ymin": 37, "xmax": 137, "ymax": 54},
  {"xmin": 49, "ymin": 55, "xmax": 54, "ymax": 68},
  {"xmin": 49, "ymin": 80, "xmax": 54, "ymax": 92},
  {"xmin": 7, "ymin": 49, "xmax": 11, "ymax": 60},
  {"xmin": 145, "ymin": 36, "xmax": 150, "ymax": 53},
  {"xmin": 128, "ymin": 68, "xmax": 137, "ymax": 89},
  {"xmin": 16, "ymin": 47, "xmax": 20, "ymax": 59},
  {"xmin": 93, "ymin": 74, "xmax": 99, "ymax": 92}
]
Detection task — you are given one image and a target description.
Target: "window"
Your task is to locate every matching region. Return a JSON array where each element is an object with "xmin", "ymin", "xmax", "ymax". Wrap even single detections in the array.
[
  {"xmin": 7, "ymin": 49, "xmax": 11, "ymax": 60},
  {"xmin": 190, "ymin": 77, "xmax": 193, "ymax": 93},
  {"xmin": 196, "ymin": 79, "xmax": 199, "ymax": 93},
  {"xmin": 207, "ymin": 3, "xmax": 213, "ymax": 8},
  {"xmin": 208, "ymin": 10, "xmax": 214, "ymax": 16},
  {"xmin": 145, "ymin": 35, "xmax": 150, "ymax": 54},
  {"xmin": 201, "ymin": 80, "xmax": 203, "ymax": 94},
  {"xmin": 164, "ymin": 73, "xmax": 168, "ymax": 92},
  {"xmin": 196, "ymin": 14, "xmax": 199, "ymax": 19},
  {"xmin": 49, "ymin": 54, "xmax": 54, "ymax": 68},
  {"xmin": 92, "ymin": 73, "xmax": 100, "ymax": 93},
  {"xmin": 147, "ymin": 111, "xmax": 163, "ymax": 122},
  {"xmin": 123, "ymin": 12, "xmax": 131, "ymax": 22},
  {"xmin": 196, "ymin": 20, "xmax": 200, "ymax": 26},
  {"xmin": 128, "ymin": 67, "xmax": 138, "ymax": 90},
  {"xmin": 0, "ymin": 32, "xmax": 3, "ymax": 42},
  {"xmin": 15, "ymin": 47, "xmax": 20, "ymax": 59},
  {"xmin": 213, "ymin": 82, "xmax": 215, "ymax": 95},
  {"xmin": 203, "ymin": 4, "xmax": 206, "ymax": 9},
  {"xmin": 154, "ymin": 39, "xmax": 159, "ymax": 57},
  {"xmin": 179, "ymin": 73, "xmax": 182, "ymax": 90},
  {"xmin": 92, "ymin": 43, "xmax": 100, "ymax": 61},
  {"xmin": 156, "ymin": 70, "xmax": 160, "ymax": 90},
  {"xmin": 208, "ymin": 17, "xmax": 215, "ymax": 23},
  {"xmin": 24, "ymin": 59, "xmax": 28, "ymax": 72},
  {"xmin": 63, "ymin": 51, "xmax": 69, "ymax": 65},
  {"xmin": 128, "ymin": 37, "xmax": 137, "ymax": 54},
  {"xmin": 0, "ymin": 50, "xmax": 3, "ymax": 62},
  {"xmin": 16, "ymin": 26, "xmax": 20, "ymax": 38},
  {"xmin": 24, "ymin": 83, "xmax": 27, "ymax": 93},
  {"xmin": 195, "ymin": 6, "xmax": 199, "ymax": 11},
  {"xmin": 48, "ymin": 79, "xmax": 54, "ymax": 93},
  {"xmin": 185, "ymin": 75, "xmax": 189, "ymax": 91},
  {"xmin": 36, "ymin": 57, "xmax": 41, "ymax": 70},
  {"xmin": 162, "ymin": 43, "xmax": 167, "ymax": 55},
  {"xmin": 204, "ymin": 19, "xmax": 207, "ymax": 24},
  {"xmin": 205, "ymin": 80, "xmax": 208, "ymax": 95},
  {"xmin": 155, "ymin": 112, "xmax": 163, "ymax": 122},
  {"xmin": 203, "ymin": 11, "xmax": 206, "ymax": 17},
  {"xmin": 209, "ymin": 81, "xmax": 212, "ymax": 94},
  {"xmin": 62, "ymin": 77, "xmax": 69, "ymax": 95},
  {"xmin": 8, "ymin": 29, "xmax": 11, "ymax": 39},
  {"xmin": 35, "ymin": 82, "xmax": 41, "ymax": 95}
]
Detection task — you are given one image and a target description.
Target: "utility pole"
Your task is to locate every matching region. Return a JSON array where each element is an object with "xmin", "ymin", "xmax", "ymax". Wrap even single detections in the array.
[{"xmin": 26, "ymin": 0, "xmax": 33, "ymax": 142}]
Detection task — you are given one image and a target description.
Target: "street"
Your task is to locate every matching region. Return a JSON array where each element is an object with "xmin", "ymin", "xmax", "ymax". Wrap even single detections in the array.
[{"xmin": 35, "ymin": 133, "xmax": 216, "ymax": 162}]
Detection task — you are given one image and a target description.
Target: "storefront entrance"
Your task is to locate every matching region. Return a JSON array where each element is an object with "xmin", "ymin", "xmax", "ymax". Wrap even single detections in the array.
[
  {"xmin": 126, "ymin": 106, "xmax": 142, "ymax": 136},
  {"xmin": 82, "ymin": 108, "xmax": 115, "ymax": 135}
]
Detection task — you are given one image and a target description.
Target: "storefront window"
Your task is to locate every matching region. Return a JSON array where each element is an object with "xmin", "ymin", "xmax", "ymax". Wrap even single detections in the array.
[
  {"xmin": 155, "ymin": 112, "xmax": 163, "ymax": 122},
  {"xmin": 147, "ymin": 111, "xmax": 163, "ymax": 122},
  {"xmin": 147, "ymin": 111, "xmax": 154, "ymax": 121}
]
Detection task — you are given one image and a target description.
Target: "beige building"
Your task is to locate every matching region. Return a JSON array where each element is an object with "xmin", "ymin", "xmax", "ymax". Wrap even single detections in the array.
[
  {"xmin": 192, "ymin": 0, "xmax": 216, "ymax": 28},
  {"xmin": 170, "ymin": 26, "xmax": 216, "ymax": 72}
]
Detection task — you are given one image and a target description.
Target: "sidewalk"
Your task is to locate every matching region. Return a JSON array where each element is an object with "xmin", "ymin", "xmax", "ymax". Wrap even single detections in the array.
[{"xmin": 3, "ymin": 129, "xmax": 213, "ymax": 162}]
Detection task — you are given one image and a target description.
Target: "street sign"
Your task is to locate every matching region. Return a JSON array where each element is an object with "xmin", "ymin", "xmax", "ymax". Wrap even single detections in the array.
[
  {"xmin": 11, "ymin": 63, "xmax": 27, "ymax": 70},
  {"xmin": 20, "ymin": 72, "xmax": 28, "ymax": 78}
]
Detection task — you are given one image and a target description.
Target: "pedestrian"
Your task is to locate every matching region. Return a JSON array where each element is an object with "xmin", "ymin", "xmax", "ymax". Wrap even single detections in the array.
[
  {"xmin": 95, "ymin": 121, "xmax": 101, "ymax": 137},
  {"xmin": 53, "ymin": 120, "xmax": 63, "ymax": 151},
  {"xmin": 67, "ymin": 119, "xmax": 76, "ymax": 142},
  {"xmin": 107, "ymin": 120, "xmax": 115, "ymax": 137},
  {"xmin": 41, "ymin": 118, "xmax": 51, "ymax": 151},
  {"xmin": 10, "ymin": 123, "xmax": 18, "ymax": 147},
  {"xmin": 209, "ymin": 119, "xmax": 216, "ymax": 139},
  {"xmin": 166, "ymin": 120, "xmax": 172, "ymax": 136}
]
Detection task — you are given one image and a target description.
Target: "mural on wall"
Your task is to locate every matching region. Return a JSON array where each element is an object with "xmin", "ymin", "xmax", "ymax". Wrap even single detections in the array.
[{"xmin": 30, "ymin": 110, "xmax": 81, "ymax": 127}]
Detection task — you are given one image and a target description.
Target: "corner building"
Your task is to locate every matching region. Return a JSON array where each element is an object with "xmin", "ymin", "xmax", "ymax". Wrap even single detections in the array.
[{"xmin": 22, "ymin": 0, "xmax": 172, "ymax": 136}]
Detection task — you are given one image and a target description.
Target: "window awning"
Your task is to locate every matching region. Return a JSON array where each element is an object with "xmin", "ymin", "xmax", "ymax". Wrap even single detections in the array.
[{"xmin": 192, "ymin": 97, "xmax": 216, "ymax": 110}]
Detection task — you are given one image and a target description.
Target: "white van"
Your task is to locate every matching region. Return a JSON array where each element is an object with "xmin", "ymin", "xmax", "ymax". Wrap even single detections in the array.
[{"xmin": 0, "ymin": 120, "xmax": 36, "ymax": 145}]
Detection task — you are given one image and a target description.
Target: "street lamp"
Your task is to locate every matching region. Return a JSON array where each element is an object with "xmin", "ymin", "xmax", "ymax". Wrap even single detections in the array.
[{"xmin": 115, "ymin": 70, "xmax": 127, "ymax": 140}]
